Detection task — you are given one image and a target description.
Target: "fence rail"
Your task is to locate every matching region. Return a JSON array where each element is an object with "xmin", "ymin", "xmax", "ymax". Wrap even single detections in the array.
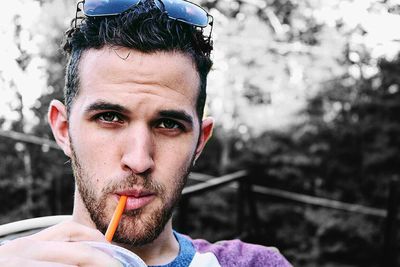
[
  {"xmin": 252, "ymin": 185, "xmax": 387, "ymax": 217},
  {"xmin": 0, "ymin": 130, "xmax": 59, "ymax": 150},
  {"xmin": 183, "ymin": 170, "xmax": 247, "ymax": 196},
  {"xmin": 187, "ymin": 171, "xmax": 388, "ymax": 218}
]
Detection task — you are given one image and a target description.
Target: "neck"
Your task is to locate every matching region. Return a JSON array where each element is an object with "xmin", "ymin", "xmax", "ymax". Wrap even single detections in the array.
[
  {"xmin": 117, "ymin": 220, "xmax": 179, "ymax": 266},
  {"xmin": 72, "ymin": 190, "xmax": 97, "ymax": 228}
]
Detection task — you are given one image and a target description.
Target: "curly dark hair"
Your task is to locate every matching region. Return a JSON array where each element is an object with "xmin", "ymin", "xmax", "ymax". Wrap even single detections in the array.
[{"xmin": 62, "ymin": 0, "xmax": 213, "ymax": 120}]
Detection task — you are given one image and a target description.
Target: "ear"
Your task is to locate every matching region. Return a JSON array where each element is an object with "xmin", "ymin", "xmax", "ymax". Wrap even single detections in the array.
[
  {"xmin": 194, "ymin": 117, "xmax": 214, "ymax": 161},
  {"xmin": 48, "ymin": 100, "xmax": 72, "ymax": 157}
]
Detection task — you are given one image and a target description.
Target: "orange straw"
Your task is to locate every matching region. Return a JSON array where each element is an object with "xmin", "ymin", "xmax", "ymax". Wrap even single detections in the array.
[{"xmin": 105, "ymin": 195, "xmax": 127, "ymax": 242}]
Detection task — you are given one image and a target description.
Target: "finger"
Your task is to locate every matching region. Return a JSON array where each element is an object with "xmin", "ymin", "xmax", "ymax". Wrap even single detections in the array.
[
  {"xmin": 29, "ymin": 220, "xmax": 106, "ymax": 243},
  {"xmin": 0, "ymin": 257, "xmax": 77, "ymax": 267},
  {"xmin": 22, "ymin": 241, "xmax": 122, "ymax": 267}
]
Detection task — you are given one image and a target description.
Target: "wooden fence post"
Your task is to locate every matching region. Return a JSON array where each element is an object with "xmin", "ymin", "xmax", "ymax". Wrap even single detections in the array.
[
  {"xmin": 236, "ymin": 180, "xmax": 245, "ymax": 236},
  {"xmin": 245, "ymin": 180, "xmax": 260, "ymax": 236},
  {"xmin": 382, "ymin": 175, "xmax": 399, "ymax": 266},
  {"xmin": 236, "ymin": 173, "xmax": 260, "ymax": 238}
]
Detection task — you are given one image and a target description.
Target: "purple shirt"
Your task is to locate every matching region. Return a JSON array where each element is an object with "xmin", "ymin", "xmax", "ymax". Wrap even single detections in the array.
[
  {"xmin": 150, "ymin": 232, "xmax": 292, "ymax": 267},
  {"xmin": 192, "ymin": 237, "xmax": 292, "ymax": 267}
]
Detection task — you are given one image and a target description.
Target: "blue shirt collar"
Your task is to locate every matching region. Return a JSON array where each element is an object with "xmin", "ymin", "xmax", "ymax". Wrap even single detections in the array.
[{"xmin": 149, "ymin": 231, "xmax": 195, "ymax": 267}]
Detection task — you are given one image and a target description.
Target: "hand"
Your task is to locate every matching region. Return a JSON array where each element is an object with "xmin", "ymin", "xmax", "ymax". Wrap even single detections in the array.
[{"xmin": 0, "ymin": 220, "xmax": 123, "ymax": 267}]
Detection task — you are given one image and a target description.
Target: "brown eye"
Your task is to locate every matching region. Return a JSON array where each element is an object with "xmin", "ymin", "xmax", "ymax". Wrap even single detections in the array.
[
  {"xmin": 159, "ymin": 119, "xmax": 180, "ymax": 129},
  {"xmin": 98, "ymin": 112, "xmax": 121, "ymax": 123}
]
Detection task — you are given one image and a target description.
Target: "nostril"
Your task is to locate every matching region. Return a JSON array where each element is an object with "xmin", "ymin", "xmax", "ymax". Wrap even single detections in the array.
[{"xmin": 120, "ymin": 152, "xmax": 154, "ymax": 174}]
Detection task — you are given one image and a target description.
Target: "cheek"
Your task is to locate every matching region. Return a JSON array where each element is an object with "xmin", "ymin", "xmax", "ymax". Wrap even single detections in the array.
[
  {"xmin": 155, "ymin": 140, "xmax": 195, "ymax": 177},
  {"xmin": 71, "ymin": 130, "xmax": 118, "ymax": 178},
  {"xmin": 158, "ymin": 134, "xmax": 197, "ymax": 157}
]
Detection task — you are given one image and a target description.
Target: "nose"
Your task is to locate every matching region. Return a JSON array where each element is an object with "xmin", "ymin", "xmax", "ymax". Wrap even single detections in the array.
[{"xmin": 120, "ymin": 124, "xmax": 154, "ymax": 174}]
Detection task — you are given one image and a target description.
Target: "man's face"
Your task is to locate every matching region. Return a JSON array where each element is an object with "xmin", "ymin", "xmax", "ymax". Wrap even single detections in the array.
[{"xmin": 63, "ymin": 48, "xmax": 209, "ymax": 246}]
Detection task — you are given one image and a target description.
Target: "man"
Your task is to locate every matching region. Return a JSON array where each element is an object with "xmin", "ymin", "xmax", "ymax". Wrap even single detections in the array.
[{"xmin": 0, "ymin": 0, "xmax": 291, "ymax": 266}]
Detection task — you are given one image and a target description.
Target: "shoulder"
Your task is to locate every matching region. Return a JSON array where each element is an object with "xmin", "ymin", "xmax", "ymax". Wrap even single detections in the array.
[{"xmin": 189, "ymin": 237, "xmax": 292, "ymax": 267}]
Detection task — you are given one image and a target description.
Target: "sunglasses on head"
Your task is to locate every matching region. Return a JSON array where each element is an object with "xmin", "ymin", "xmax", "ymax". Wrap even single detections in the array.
[{"xmin": 75, "ymin": 0, "xmax": 213, "ymax": 38}]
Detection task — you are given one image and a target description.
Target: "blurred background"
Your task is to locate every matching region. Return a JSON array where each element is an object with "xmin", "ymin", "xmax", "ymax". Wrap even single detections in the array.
[{"xmin": 1, "ymin": 0, "xmax": 400, "ymax": 266}]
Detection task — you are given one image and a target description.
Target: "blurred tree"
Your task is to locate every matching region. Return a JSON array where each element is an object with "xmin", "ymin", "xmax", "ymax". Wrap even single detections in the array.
[
  {"xmin": 0, "ymin": 0, "xmax": 74, "ymax": 223},
  {"xmin": 28, "ymin": 0, "xmax": 75, "ymax": 217}
]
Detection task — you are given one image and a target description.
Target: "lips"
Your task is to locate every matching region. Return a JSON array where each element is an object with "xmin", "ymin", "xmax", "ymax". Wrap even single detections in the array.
[{"xmin": 115, "ymin": 189, "xmax": 155, "ymax": 211}]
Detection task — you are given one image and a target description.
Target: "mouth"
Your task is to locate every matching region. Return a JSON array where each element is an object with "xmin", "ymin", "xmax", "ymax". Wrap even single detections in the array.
[{"xmin": 115, "ymin": 189, "xmax": 156, "ymax": 211}]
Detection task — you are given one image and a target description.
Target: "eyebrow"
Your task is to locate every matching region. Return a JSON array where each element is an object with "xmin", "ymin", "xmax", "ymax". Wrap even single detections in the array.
[
  {"xmin": 158, "ymin": 110, "xmax": 194, "ymax": 127},
  {"xmin": 84, "ymin": 101, "xmax": 194, "ymax": 126},
  {"xmin": 84, "ymin": 101, "xmax": 130, "ymax": 114}
]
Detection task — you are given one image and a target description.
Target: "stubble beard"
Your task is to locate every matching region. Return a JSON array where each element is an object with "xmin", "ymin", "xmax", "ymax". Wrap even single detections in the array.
[{"xmin": 70, "ymin": 143, "xmax": 192, "ymax": 247}]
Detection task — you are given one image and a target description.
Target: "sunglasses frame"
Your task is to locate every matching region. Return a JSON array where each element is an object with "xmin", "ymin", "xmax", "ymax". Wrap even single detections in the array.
[{"xmin": 74, "ymin": 0, "xmax": 213, "ymax": 40}]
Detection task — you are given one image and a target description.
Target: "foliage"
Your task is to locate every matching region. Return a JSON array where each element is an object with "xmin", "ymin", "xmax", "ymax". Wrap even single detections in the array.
[{"xmin": 0, "ymin": 0, "xmax": 74, "ymax": 223}]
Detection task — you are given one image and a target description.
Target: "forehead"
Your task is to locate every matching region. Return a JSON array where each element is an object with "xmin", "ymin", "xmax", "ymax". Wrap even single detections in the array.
[{"xmin": 74, "ymin": 47, "xmax": 200, "ymax": 112}]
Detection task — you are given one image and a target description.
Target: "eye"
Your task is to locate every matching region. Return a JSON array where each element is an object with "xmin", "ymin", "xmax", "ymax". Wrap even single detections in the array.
[
  {"xmin": 96, "ymin": 112, "xmax": 123, "ymax": 123},
  {"xmin": 158, "ymin": 119, "xmax": 182, "ymax": 130}
]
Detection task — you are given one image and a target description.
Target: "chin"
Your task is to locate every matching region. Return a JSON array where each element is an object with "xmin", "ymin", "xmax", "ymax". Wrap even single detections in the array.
[{"xmin": 111, "ymin": 207, "xmax": 173, "ymax": 246}]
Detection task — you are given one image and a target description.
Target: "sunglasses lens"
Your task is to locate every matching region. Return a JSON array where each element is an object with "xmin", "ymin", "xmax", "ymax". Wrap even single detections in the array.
[
  {"xmin": 84, "ymin": 0, "xmax": 141, "ymax": 16},
  {"xmin": 159, "ymin": 0, "xmax": 209, "ymax": 27}
]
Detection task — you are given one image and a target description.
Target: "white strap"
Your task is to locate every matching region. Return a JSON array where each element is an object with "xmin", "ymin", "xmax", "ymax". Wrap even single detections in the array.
[{"xmin": 0, "ymin": 215, "xmax": 72, "ymax": 237}]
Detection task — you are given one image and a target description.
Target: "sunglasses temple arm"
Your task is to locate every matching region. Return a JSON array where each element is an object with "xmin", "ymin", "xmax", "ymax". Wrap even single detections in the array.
[
  {"xmin": 208, "ymin": 15, "xmax": 214, "ymax": 43},
  {"xmin": 74, "ymin": 1, "xmax": 84, "ymax": 28}
]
